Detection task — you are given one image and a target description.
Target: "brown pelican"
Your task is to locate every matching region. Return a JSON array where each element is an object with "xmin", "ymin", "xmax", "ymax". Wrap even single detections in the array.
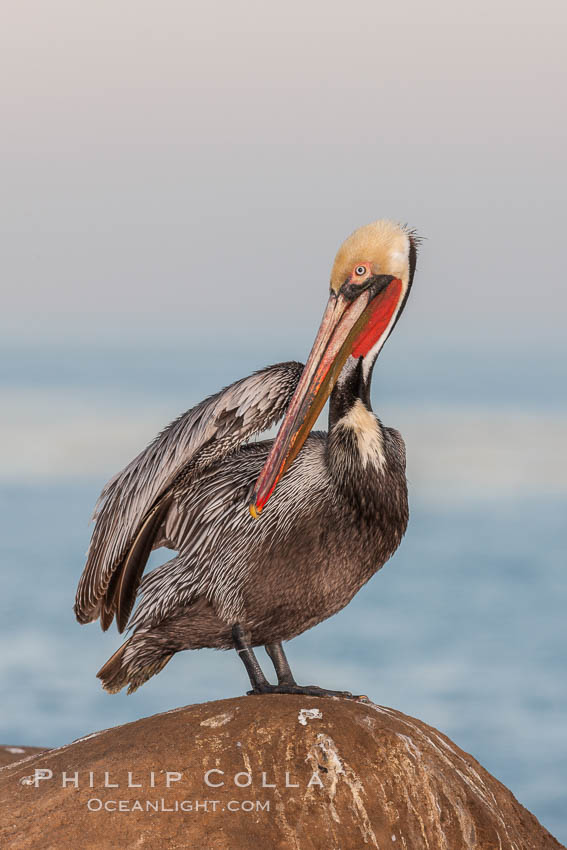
[{"xmin": 75, "ymin": 219, "xmax": 418, "ymax": 698}]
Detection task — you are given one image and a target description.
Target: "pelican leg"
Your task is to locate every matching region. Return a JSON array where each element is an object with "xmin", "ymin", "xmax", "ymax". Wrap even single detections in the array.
[
  {"xmin": 233, "ymin": 628, "xmax": 362, "ymax": 699},
  {"xmin": 232, "ymin": 624, "xmax": 271, "ymax": 693},
  {"xmin": 265, "ymin": 642, "xmax": 296, "ymax": 686},
  {"xmin": 264, "ymin": 642, "xmax": 362, "ymax": 700}
]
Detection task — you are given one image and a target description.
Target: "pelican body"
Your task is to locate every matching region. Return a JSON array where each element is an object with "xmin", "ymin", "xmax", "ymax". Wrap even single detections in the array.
[{"xmin": 75, "ymin": 220, "xmax": 418, "ymax": 697}]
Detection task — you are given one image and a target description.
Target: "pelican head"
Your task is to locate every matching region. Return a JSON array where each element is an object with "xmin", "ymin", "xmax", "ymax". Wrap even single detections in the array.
[{"xmin": 250, "ymin": 220, "xmax": 418, "ymax": 517}]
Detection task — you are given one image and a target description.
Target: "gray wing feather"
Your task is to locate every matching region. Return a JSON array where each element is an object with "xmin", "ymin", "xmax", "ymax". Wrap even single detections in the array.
[{"xmin": 74, "ymin": 361, "xmax": 304, "ymax": 626}]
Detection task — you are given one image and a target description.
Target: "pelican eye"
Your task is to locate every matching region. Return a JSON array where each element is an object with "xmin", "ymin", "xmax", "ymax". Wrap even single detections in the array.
[{"xmin": 354, "ymin": 265, "xmax": 367, "ymax": 277}]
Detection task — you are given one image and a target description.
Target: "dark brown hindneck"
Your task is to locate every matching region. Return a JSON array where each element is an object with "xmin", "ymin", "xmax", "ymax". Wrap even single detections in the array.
[{"xmin": 328, "ymin": 356, "xmax": 371, "ymax": 429}]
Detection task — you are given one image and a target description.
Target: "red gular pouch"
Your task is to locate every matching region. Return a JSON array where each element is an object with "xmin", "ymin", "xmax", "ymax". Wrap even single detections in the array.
[{"xmin": 351, "ymin": 278, "xmax": 403, "ymax": 359}]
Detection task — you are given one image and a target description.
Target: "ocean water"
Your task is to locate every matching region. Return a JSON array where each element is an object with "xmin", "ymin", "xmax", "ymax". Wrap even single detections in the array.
[{"xmin": 1, "ymin": 343, "xmax": 566, "ymax": 842}]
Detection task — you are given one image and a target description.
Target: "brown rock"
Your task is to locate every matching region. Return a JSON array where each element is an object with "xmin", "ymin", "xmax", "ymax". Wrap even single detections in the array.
[
  {"xmin": 0, "ymin": 696, "xmax": 563, "ymax": 850},
  {"xmin": 0, "ymin": 746, "xmax": 47, "ymax": 769}
]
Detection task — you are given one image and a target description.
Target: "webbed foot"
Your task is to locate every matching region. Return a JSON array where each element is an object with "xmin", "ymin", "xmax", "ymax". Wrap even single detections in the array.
[{"xmin": 247, "ymin": 683, "xmax": 366, "ymax": 700}]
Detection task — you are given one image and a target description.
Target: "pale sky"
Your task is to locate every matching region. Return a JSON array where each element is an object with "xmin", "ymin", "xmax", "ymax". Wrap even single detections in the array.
[{"xmin": 1, "ymin": 0, "xmax": 565, "ymax": 354}]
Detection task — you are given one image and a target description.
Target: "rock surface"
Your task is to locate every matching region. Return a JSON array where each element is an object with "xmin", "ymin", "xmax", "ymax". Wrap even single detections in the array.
[
  {"xmin": 0, "ymin": 696, "xmax": 563, "ymax": 850},
  {"xmin": 0, "ymin": 746, "xmax": 46, "ymax": 769}
]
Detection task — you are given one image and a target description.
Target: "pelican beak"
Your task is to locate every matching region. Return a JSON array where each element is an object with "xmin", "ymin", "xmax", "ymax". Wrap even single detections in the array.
[{"xmin": 249, "ymin": 275, "xmax": 403, "ymax": 517}]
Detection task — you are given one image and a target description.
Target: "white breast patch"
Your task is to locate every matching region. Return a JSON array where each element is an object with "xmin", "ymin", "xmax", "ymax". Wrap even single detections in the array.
[{"xmin": 337, "ymin": 400, "xmax": 385, "ymax": 469}]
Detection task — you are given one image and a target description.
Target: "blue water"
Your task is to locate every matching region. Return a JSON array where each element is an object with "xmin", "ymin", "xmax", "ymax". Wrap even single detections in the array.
[
  {"xmin": 1, "ymin": 482, "xmax": 565, "ymax": 841},
  {"xmin": 1, "ymin": 339, "xmax": 566, "ymax": 411}
]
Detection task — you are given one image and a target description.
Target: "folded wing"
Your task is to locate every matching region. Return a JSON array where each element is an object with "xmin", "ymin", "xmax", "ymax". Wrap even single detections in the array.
[{"xmin": 74, "ymin": 361, "xmax": 304, "ymax": 632}]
